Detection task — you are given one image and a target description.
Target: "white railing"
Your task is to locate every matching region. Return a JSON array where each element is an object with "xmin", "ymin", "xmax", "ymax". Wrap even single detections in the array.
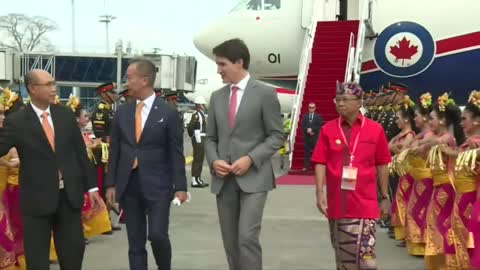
[
  {"xmin": 344, "ymin": 32, "xmax": 356, "ymax": 82},
  {"xmin": 287, "ymin": 0, "xmax": 323, "ymax": 167},
  {"xmin": 352, "ymin": 0, "xmax": 373, "ymax": 83},
  {"xmin": 21, "ymin": 53, "xmax": 56, "ymax": 78}
]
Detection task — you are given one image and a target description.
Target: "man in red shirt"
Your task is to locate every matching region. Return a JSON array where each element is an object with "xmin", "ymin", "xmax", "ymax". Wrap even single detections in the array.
[{"xmin": 311, "ymin": 81, "xmax": 391, "ymax": 270}]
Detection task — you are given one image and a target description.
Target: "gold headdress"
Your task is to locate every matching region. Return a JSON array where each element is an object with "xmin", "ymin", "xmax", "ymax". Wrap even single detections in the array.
[
  {"xmin": 437, "ymin": 92, "xmax": 455, "ymax": 112},
  {"xmin": 468, "ymin": 90, "xmax": 480, "ymax": 109},
  {"xmin": 400, "ymin": 95, "xmax": 415, "ymax": 110},
  {"xmin": 53, "ymin": 95, "xmax": 61, "ymax": 105},
  {"xmin": 0, "ymin": 87, "xmax": 19, "ymax": 112},
  {"xmin": 419, "ymin": 92, "xmax": 432, "ymax": 109},
  {"xmin": 66, "ymin": 94, "xmax": 81, "ymax": 112}
]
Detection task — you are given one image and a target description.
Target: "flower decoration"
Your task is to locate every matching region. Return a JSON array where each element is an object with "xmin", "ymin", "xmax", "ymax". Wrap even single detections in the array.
[
  {"xmin": 468, "ymin": 90, "xmax": 480, "ymax": 109},
  {"xmin": 419, "ymin": 92, "xmax": 432, "ymax": 109},
  {"xmin": 437, "ymin": 92, "xmax": 455, "ymax": 112},
  {"xmin": 401, "ymin": 95, "xmax": 415, "ymax": 110},
  {"xmin": 0, "ymin": 87, "xmax": 19, "ymax": 112},
  {"xmin": 66, "ymin": 94, "xmax": 81, "ymax": 112}
]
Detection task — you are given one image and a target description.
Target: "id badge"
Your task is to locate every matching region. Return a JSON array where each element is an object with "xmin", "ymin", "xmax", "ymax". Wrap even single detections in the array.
[{"xmin": 341, "ymin": 166, "xmax": 358, "ymax": 190}]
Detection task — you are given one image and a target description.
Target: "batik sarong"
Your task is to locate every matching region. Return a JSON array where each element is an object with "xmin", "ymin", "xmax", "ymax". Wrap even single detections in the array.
[{"xmin": 329, "ymin": 218, "xmax": 377, "ymax": 270}]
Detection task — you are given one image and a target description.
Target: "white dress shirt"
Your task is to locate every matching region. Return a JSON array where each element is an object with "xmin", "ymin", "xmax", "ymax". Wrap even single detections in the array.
[
  {"xmin": 229, "ymin": 73, "xmax": 250, "ymax": 113},
  {"xmin": 136, "ymin": 92, "xmax": 156, "ymax": 131},
  {"xmin": 30, "ymin": 102, "xmax": 54, "ymax": 132}
]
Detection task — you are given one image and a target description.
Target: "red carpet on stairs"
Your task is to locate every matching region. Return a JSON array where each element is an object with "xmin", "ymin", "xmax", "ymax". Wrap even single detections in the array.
[
  {"xmin": 289, "ymin": 20, "xmax": 360, "ymax": 174},
  {"xmin": 276, "ymin": 174, "xmax": 316, "ymax": 185}
]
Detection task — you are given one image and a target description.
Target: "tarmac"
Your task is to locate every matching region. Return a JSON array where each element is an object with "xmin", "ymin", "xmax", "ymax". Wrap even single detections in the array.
[{"xmin": 51, "ymin": 135, "xmax": 425, "ymax": 270}]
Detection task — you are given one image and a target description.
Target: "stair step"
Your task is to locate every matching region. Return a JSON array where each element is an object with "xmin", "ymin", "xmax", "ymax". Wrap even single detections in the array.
[
  {"xmin": 310, "ymin": 60, "xmax": 347, "ymax": 66},
  {"xmin": 314, "ymin": 35, "xmax": 352, "ymax": 42},
  {"xmin": 312, "ymin": 51, "xmax": 349, "ymax": 57},
  {"xmin": 307, "ymin": 73, "xmax": 346, "ymax": 79},
  {"xmin": 310, "ymin": 61, "xmax": 347, "ymax": 67},
  {"xmin": 308, "ymin": 64, "xmax": 346, "ymax": 70},
  {"xmin": 317, "ymin": 20, "xmax": 360, "ymax": 26},
  {"xmin": 302, "ymin": 98, "xmax": 335, "ymax": 102},
  {"xmin": 303, "ymin": 102, "xmax": 335, "ymax": 107},
  {"xmin": 302, "ymin": 94, "xmax": 335, "ymax": 98},
  {"xmin": 307, "ymin": 74, "xmax": 345, "ymax": 78},
  {"xmin": 315, "ymin": 33, "xmax": 357, "ymax": 40},
  {"xmin": 301, "ymin": 96, "xmax": 335, "ymax": 101},
  {"xmin": 311, "ymin": 56, "xmax": 348, "ymax": 62},
  {"xmin": 313, "ymin": 41, "xmax": 349, "ymax": 51}
]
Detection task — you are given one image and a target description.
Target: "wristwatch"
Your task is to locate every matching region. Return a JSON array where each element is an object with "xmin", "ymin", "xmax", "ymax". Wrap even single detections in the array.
[{"xmin": 380, "ymin": 194, "xmax": 390, "ymax": 201}]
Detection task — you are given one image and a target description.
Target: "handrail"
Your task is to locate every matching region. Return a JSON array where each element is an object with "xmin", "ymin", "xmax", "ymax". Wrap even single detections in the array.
[
  {"xmin": 288, "ymin": 0, "xmax": 322, "ymax": 166},
  {"xmin": 343, "ymin": 32, "xmax": 355, "ymax": 82},
  {"xmin": 352, "ymin": 0, "xmax": 372, "ymax": 83}
]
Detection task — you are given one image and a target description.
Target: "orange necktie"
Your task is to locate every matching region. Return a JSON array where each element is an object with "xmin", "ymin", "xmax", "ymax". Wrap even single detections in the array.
[
  {"xmin": 41, "ymin": 111, "xmax": 55, "ymax": 151},
  {"xmin": 136, "ymin": 102, "xmax": 144, "ymax": 143},
  {"xmin": 133, "ymin": 102, "xmax": 144, "ymax": 168}
]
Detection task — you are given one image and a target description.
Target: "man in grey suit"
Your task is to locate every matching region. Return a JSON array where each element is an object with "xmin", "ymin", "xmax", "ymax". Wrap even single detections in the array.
[{"xmin": 205, "ymin": 38, "xmax": 284, "ymax": 270}]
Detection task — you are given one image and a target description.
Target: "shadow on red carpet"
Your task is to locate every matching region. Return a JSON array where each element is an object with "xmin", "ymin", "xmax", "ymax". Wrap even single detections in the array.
[{"xmin": 276, "ymin": 173, "xmax": 316, "ymax": 185}]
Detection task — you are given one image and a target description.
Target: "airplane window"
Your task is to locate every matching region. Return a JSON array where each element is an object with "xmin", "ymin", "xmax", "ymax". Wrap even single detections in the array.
[{"xmin": 230, "ymin": 0, "xmax": 280, "ymax": 12}]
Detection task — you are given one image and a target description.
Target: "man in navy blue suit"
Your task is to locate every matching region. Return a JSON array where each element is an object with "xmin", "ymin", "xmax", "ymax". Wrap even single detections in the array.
[{"xmin": 105, "ymin": 58, "xmax": 188, "ymax": 270}]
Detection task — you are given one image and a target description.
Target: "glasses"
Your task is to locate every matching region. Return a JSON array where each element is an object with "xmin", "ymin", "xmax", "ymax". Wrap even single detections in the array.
[
  {"xmin": 32, "ymin": 81, "xmax": 57, "ymax": 87},
  {"xmin": 308, "ymin": 107, "xmax": 315, "ymax": 109},
  {"xmin": 333, "ymin": 97, "xmax": 359, "ymax": 104}
]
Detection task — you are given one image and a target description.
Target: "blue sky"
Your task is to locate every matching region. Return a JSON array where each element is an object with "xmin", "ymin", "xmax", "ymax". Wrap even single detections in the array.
[{"xmin": 1, "ymin": 0, "xmax": 239, "ymax": 77}]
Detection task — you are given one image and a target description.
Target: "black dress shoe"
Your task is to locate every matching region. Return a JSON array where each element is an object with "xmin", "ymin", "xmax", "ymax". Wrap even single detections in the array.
[
  {"xmin": 191, "ymin": 182, "xmax": 207, "ymax": 188},
  {"xmin": 198, "ymin": 178, "xmax": 209, "ymax": 187},
  {"xmin": 191, "ymin": 178, "xmax": 209, "ymax": 188}
]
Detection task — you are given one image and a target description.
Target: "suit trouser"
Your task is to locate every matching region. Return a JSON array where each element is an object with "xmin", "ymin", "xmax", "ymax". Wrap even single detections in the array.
[
  {"xmin": 191, "ymin": 138, "xmax": 205, "ymax": 177},
  {"xmin": 23, "ymin": 190, "xmax": 84, "ymax": 270},
  {"xmin": 216, "ymin": 178, "xmax": 268, "ymax": 270},
  {"xmin": 122, "ymin": 170, "xmax": 172, "ymax": 270},
  {"xmin": 303, "ymin": 136, "xmax": 317, "ymax": 169}
]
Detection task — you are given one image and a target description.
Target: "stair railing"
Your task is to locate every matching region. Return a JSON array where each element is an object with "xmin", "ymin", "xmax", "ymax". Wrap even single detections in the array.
[
  {"xmin": 344, "ymin": 32, "xmax": 356, "ymax": 83},
  {"xmin": 352, "ymin": 0, "xmax": 373, "ymax": 83},
  {"xmin": 288, "ymin": 0, "xmax": 322, "ymax": 167}
]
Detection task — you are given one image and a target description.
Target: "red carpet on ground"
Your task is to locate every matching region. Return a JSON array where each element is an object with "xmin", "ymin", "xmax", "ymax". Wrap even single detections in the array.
[{"xmin": 276, "ymin": 174, "xmax": 316, "ymax": 185}]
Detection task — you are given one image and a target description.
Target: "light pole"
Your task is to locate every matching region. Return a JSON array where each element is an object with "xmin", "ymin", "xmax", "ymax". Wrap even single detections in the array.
[
  {"xmin": 71, "ymin": 0, "xmax": 76, "ymax": 52},
  {"xmin": 99, "ymin": 14, "xmax": 116, "ymax": 53}
]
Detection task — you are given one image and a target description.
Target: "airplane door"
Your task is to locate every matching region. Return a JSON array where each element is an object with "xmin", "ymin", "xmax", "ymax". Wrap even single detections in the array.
[
  {"xmin": 338, "ymin": 0, "xmax": 348, "ymax": 20},
  {"xmin": 303, "ymin": 0, "xmax": 340, "ymax": 25},
  {"xmin": 301, "ymin": 0, "xmax": 314, "ymax": 28}
]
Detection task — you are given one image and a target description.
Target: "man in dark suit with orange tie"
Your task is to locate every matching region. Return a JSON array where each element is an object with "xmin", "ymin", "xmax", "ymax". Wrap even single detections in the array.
[
  {"xmin": 105, "ymin": 58, "xmax": 187, "ymax": 270},
  {"xmin": 0, "ymin": 69, "xmax": 102, "ymax": 270}
]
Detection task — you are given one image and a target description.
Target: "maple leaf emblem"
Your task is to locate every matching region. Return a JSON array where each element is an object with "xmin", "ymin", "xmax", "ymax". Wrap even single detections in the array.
[{"xmin": 390, "ymin": 37, "xmax": 418, "ymax": 65}]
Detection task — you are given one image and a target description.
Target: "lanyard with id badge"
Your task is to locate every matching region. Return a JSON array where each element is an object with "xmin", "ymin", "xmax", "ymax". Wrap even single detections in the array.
[{"xmin": 338, "ymin": 117, "xmax": 364, "ymax": 191}]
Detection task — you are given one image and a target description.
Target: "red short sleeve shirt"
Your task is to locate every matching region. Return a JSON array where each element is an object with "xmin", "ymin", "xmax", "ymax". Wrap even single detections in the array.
[{"xmin": 311, "ymin": 114, "xmax": 391, "ymax": 219}]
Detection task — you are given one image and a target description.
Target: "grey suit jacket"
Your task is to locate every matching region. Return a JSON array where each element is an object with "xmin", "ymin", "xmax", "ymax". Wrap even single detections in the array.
[{"xmin": 205, "ymin": 78, "xmax": 284, "ymax": 194}]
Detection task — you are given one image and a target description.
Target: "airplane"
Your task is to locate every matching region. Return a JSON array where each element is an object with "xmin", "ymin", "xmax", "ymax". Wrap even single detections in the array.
[
  {"xmin": 193, "ymin": 0, "xmax": 480, "ymax": 102},
  {"xmin": 184, "ymin": 75, "xmax": 296, "ymax": 115}
]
